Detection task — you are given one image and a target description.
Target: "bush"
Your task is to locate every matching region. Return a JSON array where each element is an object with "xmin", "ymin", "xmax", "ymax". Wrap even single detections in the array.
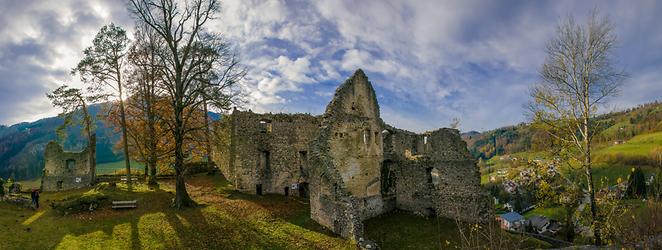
[
  {"xmin": 626, "ymin": 167, "xmax": 647, "ymax": 198},
  {"xmin": 51, "ymin": 193, "xmax": 109, "ymax": 215}
]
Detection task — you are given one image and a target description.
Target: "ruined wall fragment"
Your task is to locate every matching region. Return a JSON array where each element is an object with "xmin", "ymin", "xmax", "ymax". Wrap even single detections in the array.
[
  {"xmin": 41, "ymin": 136, "xmax": 95, "ymax": 191},
  {"xmin": 309, "ymin": 69, "xmax": 386, "ymax": 240},
  {"xmin": 213, "ymin": 109, "xmax": 320, "ymax": 196},
  {"xmin": 384, "ymin": 127, "xmax": 491, "ymax": 222}
]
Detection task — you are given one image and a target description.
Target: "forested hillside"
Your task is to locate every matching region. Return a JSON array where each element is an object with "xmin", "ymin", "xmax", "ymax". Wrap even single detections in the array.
[
  {"xmin": 0, "ymin": 103, "xmax": 222, "ymax": 181},
  {"xmin": 0, "ymin": 104, "xmax": 122, "ymax": 180},
  {"xmin": 463, "ymin": 101, "xmax": 662, "ymax": 161}
]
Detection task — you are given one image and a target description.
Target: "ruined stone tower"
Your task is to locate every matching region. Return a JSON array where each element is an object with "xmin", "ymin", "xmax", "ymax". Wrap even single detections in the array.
[
  {"xmin": 41, "ymin": 135, "xmax": 96, "ymax": 191},
  {"xmin": 212, "ymin": 69, "xmax": 490, "ymax": 241},
  {"xmin": 307, "ymin": 69, "xmax": 387, "ymax": 239}
]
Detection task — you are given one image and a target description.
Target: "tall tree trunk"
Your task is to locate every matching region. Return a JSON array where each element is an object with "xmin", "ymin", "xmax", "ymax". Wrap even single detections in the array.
[
  {"xmin": 82, "ymin": 103, "xmax": 96, "ymax": 185},
  {"xmin": 584, "ymin": 117, "xmax": 601, "ymax": 245},
  {"xmin": 173, "ymin": 103, "xmax": 194, "ymax": 208},
  {"xmin": 118, "ymin": 81, "xmax": 132, "ymax": 186},
  {"xmin": 203, "ymin": 98, "xmax": 213, "ymax": 168},
  {"xmin": 147, "ymin": 96, "xmax": 158, "ymax": 185}
]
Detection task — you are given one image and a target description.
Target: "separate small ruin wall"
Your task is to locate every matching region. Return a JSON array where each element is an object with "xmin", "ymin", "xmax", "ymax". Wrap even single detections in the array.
[
  {"xmin": 213, "ymin": 109, "xmax": 320, "ymax": 195},
  {"xmin": 42, "ymin": 137, "xmax": 95, "ymax": 191}
]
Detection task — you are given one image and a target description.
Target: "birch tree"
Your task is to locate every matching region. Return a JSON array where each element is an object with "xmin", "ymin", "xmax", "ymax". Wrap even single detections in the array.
[{"xmin": 529, "ymin": 12, "xmax": 626, "ymax": 245}]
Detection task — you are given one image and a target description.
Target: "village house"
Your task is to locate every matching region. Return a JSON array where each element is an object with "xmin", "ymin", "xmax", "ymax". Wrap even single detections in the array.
[{"xmin": 497, "ymin": 212, "xmax": 524, "ymax": 231}]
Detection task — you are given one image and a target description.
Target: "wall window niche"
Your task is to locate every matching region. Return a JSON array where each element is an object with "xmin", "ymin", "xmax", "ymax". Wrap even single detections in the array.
[
  {"xmin": 430, "ymin": 168, "xmax": 440, "ymax": 187},
  {"xmin": 65, "ymin": 159, "xmax": 75, "ymax": 173},
  {"xmin": 260, "ymin": 150, "xmax": 271, "ymax": 175},
  {"xmin": 259, "ymin": 120, "xmax": 272, "ymax": 133}
]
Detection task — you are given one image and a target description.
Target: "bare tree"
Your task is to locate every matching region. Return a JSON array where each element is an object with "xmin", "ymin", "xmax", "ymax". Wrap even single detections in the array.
[
  {"xmin": 73, "ymin": 24, "xmax": 134, "ymax": 186},
  {"xmin": 129, "ymin": 0, "xmax": 245, "ymax": 208},
  {"xmin": 450, "ymin": 117, "xmax": 461, "ymax": 130},
  {"xmin": 529, "ymin": 11, "xmax": 626, "ymax": 245}
]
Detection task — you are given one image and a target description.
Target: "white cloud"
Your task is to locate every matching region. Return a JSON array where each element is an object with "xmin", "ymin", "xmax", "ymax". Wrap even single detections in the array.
[{"xmin": 2, "ymin": 0, "xmax": 661, "ymax": 132}]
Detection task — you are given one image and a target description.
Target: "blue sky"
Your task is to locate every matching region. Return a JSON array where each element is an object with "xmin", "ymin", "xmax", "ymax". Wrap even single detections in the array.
[{"xmin": 1, "ymin": 0, "xmax": 661, "ymax": 132}]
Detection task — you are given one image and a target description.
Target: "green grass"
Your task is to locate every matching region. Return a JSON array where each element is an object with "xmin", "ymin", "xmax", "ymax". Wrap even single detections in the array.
[
  {"xmin": 96, "ymin": 160, "xmax": 145, "ymax": 175},
  {"xmin": 14, "ymin": 178, "xmax": 42, "ymax": 190},
  {"xmin": 0, "ymin": 174, "xmax": 352, "ymax": 250},
  {"xmin": 364, "ymin": 210, "xmax": 551, "ymax": 249},
  {"xmin": 596, "ymin": 131, "xmax": 662, "ymax": 158},
  {"xmin": 591, "ymin": 163, "xmax": 657, "ymax": 188},
  {"xmin": 523, "ymin": 206, "xmax": 566, "ymax": 220},
  {"xmin": 364, "ymin": 210, "xmax": 460, "ymax": 249}
]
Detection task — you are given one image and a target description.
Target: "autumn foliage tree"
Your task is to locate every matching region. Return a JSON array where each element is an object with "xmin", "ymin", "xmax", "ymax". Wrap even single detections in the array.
[{"xmin": 129, "ymin": 0, "xmax": 244, "ymax": 208}]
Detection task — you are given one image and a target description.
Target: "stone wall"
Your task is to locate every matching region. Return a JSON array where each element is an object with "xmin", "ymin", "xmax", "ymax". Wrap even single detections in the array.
[
  {"xmin": 384, "ymin": 126, "xmax": 491, "ymax": 222},
  {"xmin": 41, "ymin": 136, "xmax": 95, "ymax": 191},
  {"xmin": 211, "ymin": 69, "xmax": 490, "ymax": 241},
  {"xmin": 213, "ymin": 109, "xmax": 320, "ymax": 196},
  {"xmin": 308, "ymin": 69, "xmax": 387, "ymax": 240}
]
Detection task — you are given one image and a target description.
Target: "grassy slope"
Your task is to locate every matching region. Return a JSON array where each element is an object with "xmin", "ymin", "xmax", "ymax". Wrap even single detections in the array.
[
  {"xmin": 0, "ymin": 174, "xmax": 352, "ymax": 250},
  {"xmin": 481, "ymin": 131, "xmax": 661, "ymax": 187},
  {"xmin": 1, "ymin": 174, "xmax": 552, "ymax": 249},
  {"xmin": 595, "ymin": 131, "xmax": 662, "ymax": 157}
]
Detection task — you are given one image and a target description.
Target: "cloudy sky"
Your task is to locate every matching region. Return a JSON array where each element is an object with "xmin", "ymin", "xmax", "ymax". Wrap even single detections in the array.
[{"xmin": 1, "ymin": 0, "xmax": 661, "ymax": 132}]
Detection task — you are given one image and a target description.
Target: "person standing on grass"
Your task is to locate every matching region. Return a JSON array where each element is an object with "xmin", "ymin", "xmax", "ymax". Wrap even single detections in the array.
[
  {"xmin": 31, "ymin": 188, "xmax": 36, "ymax": 208},
  {"xmin": 34, "ymin": 189, "xmax": 40, "ymax": 209}
]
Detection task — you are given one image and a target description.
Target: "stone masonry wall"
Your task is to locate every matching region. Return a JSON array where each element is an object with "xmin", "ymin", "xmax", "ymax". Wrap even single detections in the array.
[
  {"xmin": 214, "ymin": 109, "xmax": 320, "ymax": 196},
  {"xmin": 309, "ymin": 69, "xmax": 386, "ymax": 240},
  {"xmin": 384, "ymin": 126, "xmax": 491, "ymax": 222},
  {"xmin": 41, "ymin": 136, "xmax": 95, "ymax": 191},
  {"xmin": 211, "ymin": 69, "xmax": 490, "ymax": 242}
]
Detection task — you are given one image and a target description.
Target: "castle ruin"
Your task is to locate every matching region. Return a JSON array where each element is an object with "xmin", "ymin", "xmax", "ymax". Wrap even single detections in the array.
[
  {"xmin": 41, "ymin": 135, "xmax": 96, "ymax": 191},
  {"xmin": 213, "ymin": 69, "xmax": 490, "ymax": 240}
]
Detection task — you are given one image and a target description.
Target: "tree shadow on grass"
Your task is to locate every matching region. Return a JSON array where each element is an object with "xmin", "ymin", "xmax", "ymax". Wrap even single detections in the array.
[{"xmin": 1, "ymin": 176, "xmax": 350, "ymax": 250}]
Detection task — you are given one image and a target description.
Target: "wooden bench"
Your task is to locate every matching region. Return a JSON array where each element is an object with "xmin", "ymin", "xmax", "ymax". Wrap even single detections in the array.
[
  {"xmin": 119, "ymin": 176, "xmax": 139, "ymax": 183},
  {"xmin": 112, "ymin": 200, "xmax": 137, "ymax": 209}
]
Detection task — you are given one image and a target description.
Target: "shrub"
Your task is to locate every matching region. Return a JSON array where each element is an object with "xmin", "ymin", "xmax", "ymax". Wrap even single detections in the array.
[
  {"xmin": 626, "ymin": 168, "xmax": 647, "ymax": 198},
  {"xmin": 50, "ymin": 193, "xmax": 109, "ymax": 215}
]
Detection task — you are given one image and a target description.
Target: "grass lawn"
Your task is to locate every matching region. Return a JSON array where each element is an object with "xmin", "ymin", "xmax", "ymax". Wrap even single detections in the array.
[
  {"xmin": 591, "ymin": 163, "xmax": 657, "ymax": 188},
  {"xmin": 523, "ymin": 206, "xmax": 566, "ymax": 220},
  {"xmin": 0, "ymin": 174, "xmax": 352, "ymax": 250},
  {"xmin": 96, "ymin": 160, "xmax": 145, "ymax": 175},
  {"xmin": 595, "ymin": 131, "xmax": 662, "ymax": 158},
  {"xmin": 364, "ymin": 210, "xmax": 551, "ymax": 249},
  {"xmin": 1, "ymin": 173, "xmax": 552, "ymax": 249}
]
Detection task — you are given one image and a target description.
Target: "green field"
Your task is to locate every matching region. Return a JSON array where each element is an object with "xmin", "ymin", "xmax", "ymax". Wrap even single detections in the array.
[
  {"xmin": 96, "ymin": 160, "xmax": 145, "ymax": 175},
  {"xmin": 364, "ymin": 210, "xmax": 550, "ymax": 249},
  {"xmin": 596, "ymin": 131, "xmax": 662, "ymax": 158},
  {"xmin": 0, "ymin": 174, "xmax": 353, "ymax": 249},
  {"xmin": 1, "ymin": 173, "xmax": 550, "ymax": 249}
]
